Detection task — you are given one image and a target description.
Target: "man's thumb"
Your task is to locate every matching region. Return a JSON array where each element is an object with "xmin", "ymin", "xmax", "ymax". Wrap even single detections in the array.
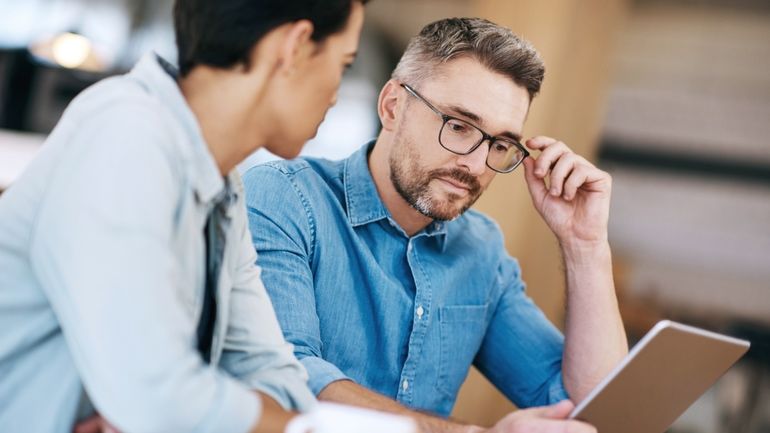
[{"xmin": 542, "ymin": 400, "xmax": 575, "ymax": 419}]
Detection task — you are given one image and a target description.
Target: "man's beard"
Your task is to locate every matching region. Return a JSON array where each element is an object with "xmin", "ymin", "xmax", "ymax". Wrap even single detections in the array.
[{"xmin": 389, "ymin": 134, "xmax": 484, "ymax": 221}]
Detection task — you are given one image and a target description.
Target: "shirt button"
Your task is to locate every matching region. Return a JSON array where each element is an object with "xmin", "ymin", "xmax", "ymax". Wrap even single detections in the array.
[
  {"xmin": 416, "ymin": 305, "xmax": 424, "ymax": 318},
  {"xmin": 407, "ymin": 243, "xmax": 413, "ymax": 253},
  {"xmin": 402, "ymin": 379, "xmax": 409, "ymax": 391}
]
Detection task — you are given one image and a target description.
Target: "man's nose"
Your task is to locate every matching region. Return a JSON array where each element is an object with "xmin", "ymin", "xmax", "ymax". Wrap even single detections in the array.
[{"xmin": 455, "ymin": 140, "xmax": 489, "ymax": 176}]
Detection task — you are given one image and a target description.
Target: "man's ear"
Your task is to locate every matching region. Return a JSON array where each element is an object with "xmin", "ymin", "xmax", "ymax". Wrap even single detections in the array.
[
  {"xmin": 275, "ymin": 20, "xmax": 316, "ymax": 75},
  {"xmin": 378, "ymin": 80, "xmax": 402, "ymax": 132}
]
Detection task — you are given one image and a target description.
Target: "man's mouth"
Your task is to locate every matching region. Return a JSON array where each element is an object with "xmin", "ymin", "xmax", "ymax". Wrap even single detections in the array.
[{"xmin": 436, "ymin": 177, "xmax": 471, "ymax": 194}]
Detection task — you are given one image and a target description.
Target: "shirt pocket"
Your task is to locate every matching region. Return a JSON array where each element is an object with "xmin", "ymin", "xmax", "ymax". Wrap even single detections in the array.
[{"xmin": 436, "ymin": 303, "xmax": 489, "ymax": 398}]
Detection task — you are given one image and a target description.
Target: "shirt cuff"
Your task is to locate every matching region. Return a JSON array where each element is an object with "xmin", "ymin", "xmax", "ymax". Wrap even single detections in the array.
[
  {"xmin": 250, "ymin": 376, "xmax": 317, "ymax": 413},
  {"xmin": 193, "ymin": 378, "xmax": 260, "ymax": 433},
  {"xmin": 299, "ymin": 356, "xmax": 351, "ymax": 396},
  {"xmin": 547, "ymin": 370, "xmax": 570, "ymax": 403}
]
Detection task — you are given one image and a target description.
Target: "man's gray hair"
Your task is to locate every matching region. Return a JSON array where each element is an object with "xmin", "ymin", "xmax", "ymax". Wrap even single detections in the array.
[{"xmin": 391, "ymin": 17, "xmax": 545, "ymax": 100}]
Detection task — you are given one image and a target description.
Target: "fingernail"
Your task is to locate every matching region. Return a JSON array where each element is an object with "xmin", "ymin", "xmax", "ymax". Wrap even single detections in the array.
[{"xmin": 550, "ymin": 188, "xmax": 559, "ymax": 196}]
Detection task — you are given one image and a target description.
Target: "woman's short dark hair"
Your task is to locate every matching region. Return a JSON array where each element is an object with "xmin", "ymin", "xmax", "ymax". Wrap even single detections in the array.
[{"xmin": 174, "ymin": 0, "xmax": 369, "ymax": 77}]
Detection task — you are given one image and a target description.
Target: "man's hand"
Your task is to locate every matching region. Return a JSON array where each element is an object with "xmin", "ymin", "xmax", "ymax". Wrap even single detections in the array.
[
  {"xmin": 483, "ymin": 400, "xmax": 595, "ymax": 433},
  {"xmin": 522, "ymin": 136, "xmax": 611, "ymax": 247}
]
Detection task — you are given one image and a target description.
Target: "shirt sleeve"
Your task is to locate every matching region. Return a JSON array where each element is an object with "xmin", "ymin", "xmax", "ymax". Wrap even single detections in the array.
[
  {"xmin": 218, "ymin": 173, "xmax": 316, "ymax": 412},
  {"xmin": 473, "ymin": 242, "xmax": 569, "ymax": 407},
  {"xmin": 29, "ymin": 104, "xmax": 260, "ymax": 433},
  {"xmin": 242, "ymin": 164, "xmax": 352, "ymax": 396}
]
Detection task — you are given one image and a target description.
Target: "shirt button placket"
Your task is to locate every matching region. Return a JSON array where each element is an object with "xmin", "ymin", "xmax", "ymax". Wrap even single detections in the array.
[{"xmin": 402, "ymin": 237, "xmax": 427, "ymax": 406}]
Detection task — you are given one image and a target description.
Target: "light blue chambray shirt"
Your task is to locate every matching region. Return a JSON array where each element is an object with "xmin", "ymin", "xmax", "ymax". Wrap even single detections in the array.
[
  {"xmin": 0, "ymin": 54, "xmax": 314, "ymax": 433},
  {"xmin": 242, "ymin": 142, "xmax": 569, "ymax": 417}
]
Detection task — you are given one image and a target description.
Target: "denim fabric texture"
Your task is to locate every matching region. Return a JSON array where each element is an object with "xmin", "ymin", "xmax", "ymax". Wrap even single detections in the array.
[{"xmin": 243, "ymin": 142, "xmax": 568, "ymax": 417}]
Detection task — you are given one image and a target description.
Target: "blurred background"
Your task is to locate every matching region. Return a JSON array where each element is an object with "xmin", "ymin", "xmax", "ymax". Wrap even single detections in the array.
[{"xmin": 1, "ymin": 0, "xmax": 768, "ymax": 431}]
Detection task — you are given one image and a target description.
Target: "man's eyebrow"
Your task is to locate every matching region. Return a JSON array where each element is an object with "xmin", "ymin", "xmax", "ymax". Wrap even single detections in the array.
[
  {"xmin": 447, "ymin": 104, "xmax": 482, "ymax": 123},
  {"xmin": 498, "ymin": 130, "xmax": 523, "ymax": 142},
  {"xmin": 446, "ymin": 104, "xmax": 523, "ymax": 142}
]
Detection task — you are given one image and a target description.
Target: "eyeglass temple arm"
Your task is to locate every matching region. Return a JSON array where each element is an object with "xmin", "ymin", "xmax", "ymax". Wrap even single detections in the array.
[{"xmin": 400, "ymin": 84, "xmax": 445, "ymax": 119}]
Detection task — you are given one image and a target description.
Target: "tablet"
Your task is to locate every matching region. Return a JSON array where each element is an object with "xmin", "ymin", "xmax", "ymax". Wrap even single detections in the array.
[{"xmin": 569, "ymin": 320, "xmax": 750, "ymax": 433}]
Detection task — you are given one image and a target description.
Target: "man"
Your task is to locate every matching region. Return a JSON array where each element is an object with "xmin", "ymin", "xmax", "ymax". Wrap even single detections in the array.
[
  {"xmin": 243, "ymin": 17, "xmax": 628, "ymax": 433},
  {"xmin": 0, "ymin": 1, "xmax": 366, "ymax": 432}
]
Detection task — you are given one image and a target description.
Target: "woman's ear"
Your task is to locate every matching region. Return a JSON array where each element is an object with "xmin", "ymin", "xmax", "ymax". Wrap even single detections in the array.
[
  {"xmin": 241, "ymin": 20, "xmax": 315, "ymax": 79},
  {"xmin": 378, "ymin": 80, "xmax": 402, "ymax": 131},
  {"xmin": 275, "ymin": 19, "xmax": 316, "ymax": 76}
]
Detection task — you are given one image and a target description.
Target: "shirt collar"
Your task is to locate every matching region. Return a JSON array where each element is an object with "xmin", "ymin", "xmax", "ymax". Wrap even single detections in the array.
[
  {"xmin": 128, "ymin": 53, "xmax": 227, "ymax": 206},
  {"xmin": 343, "ymin": 141, "xmax": 448, "ymax": 250},
  {"xmin": 418, "ymin": 219, "xmax": 448, "ymax": 251},
  {"xmin": 344, "ymin": 141, "xmax": 390, "ymax": 227}
]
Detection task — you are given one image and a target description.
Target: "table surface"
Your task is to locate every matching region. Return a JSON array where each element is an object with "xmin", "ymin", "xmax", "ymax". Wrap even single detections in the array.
[{"xmin": 0, "ymin": 129, "xmax": 45, "ymax": 191}]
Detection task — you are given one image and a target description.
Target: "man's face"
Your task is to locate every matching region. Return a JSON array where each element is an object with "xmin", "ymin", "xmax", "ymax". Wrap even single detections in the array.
[
  {"xmin": 265, "ymin": 2, "xmax": 365, "ymax": 158},
  {"xmin": 389, "ymin": 57, "xmax": 531, "ymax": 221}
]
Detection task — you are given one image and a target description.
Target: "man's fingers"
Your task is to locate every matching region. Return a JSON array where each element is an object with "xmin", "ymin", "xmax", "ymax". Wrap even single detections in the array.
[
  {"xmin": 543, "ymin": 400, "xmax": 575, "ymax": 419},
  {"xmin": 509, "ymin": 401, "xmax": 595, "ymax": 433},
  {"xmin": 562, "ymin": 166, "xmax": 590, "ymax": 200},
  {"xmin": 527, "ymin": 418, "xmax": 596, "ymax": 433},
  {"xmin": 547, "ymin": 153, "xmax": 579, "ymax": 197},
  {"xmin": 516, "ymin": 400, "xmax": 574, "ymax": 420},
  {"xmin": 525, "ymin": 136, "xmax": 558, "ymax": 151},
  {"xmin": 565, "ymin": 164, "xmax": 610, "ymax": 200},
  {"xmin": 495, "ymin": 402, "xmax": 597, "ymax": 433},
  {"xmin": 532, "ymin": 141, "xmax": 570, "ymax": 178},
  {"xmin": 523, "ymin": 157, "xmax": 548, "ymax": 203}
]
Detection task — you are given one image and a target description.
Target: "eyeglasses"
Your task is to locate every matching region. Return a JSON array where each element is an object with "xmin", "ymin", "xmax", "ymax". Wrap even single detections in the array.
[{"xmin": 401, "ymin": 83, "xmax": 529, "ymax": 173}]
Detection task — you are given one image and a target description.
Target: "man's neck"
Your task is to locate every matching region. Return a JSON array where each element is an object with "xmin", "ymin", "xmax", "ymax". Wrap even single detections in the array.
[
  {"xmin": 368, "ymin": 136, "xmax": 433, "ymax": 237},
  {"xmin": 179, "ymin": 66, "xmax": 270, "ymax": 176}
]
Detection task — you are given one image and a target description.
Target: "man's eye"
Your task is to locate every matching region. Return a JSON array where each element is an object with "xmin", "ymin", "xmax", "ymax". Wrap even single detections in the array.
[
  {"xmin": 491, "ymin": 140, "xmax": 514, "ymax": 154},
  {"xmin": 492, "ymin": 141, "xmax": 513, "ymax": 153},
  {"xmin": 448, "ymin": 121, "xmax": 467, "ymax": 132}
]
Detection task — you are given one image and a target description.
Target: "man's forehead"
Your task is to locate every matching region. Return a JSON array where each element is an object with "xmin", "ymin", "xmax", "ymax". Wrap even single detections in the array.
[{"xmin": 420, "ymin": 59, "xmax": 531, "ymax": 134}]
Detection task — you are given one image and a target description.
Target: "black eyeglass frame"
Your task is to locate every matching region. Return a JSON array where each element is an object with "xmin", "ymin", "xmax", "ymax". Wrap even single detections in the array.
[{"xmin": 400, "ymin": 83, "xmax": 529, "ymax": 174}]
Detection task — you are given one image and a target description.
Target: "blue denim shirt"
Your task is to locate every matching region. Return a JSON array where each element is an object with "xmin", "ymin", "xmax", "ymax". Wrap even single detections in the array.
[{"xmin": 243, "ymin": 142, "xmax": 568, "ymax": 417}]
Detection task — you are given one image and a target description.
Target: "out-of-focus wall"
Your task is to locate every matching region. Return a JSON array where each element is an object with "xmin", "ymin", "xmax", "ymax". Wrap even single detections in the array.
[{"xmin": 602, "ymin": 2, "xmax": 770, "ymax": 328}]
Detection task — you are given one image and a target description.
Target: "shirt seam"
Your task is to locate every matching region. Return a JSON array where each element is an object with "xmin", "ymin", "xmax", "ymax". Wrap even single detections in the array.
[{"xmin": 261, "ymin": 165, "xmax": 317, "ymax": 265}]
